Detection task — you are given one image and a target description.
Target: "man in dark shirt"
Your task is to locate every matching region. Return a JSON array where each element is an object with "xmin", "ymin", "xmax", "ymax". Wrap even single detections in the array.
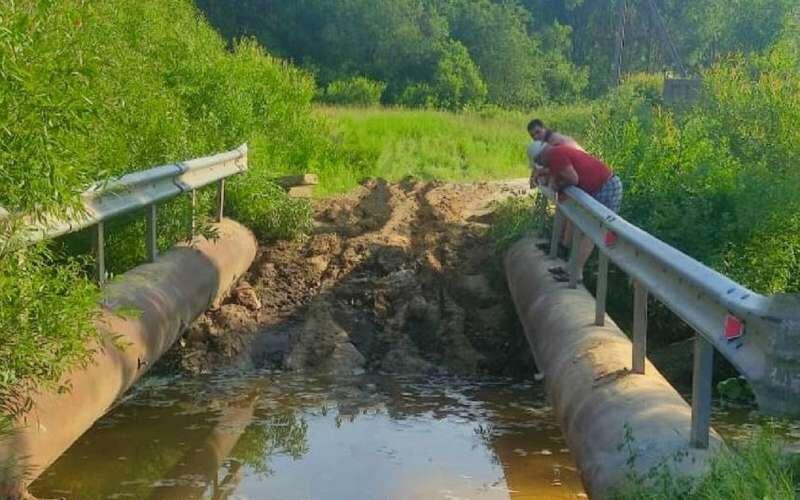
[
  {"xmin": 534, "ymin": 145, "xmax": 623, "ymax": 282},
  {"xmin": 527, "ymin": 119, "xmax": 585, "ymax": 152}
]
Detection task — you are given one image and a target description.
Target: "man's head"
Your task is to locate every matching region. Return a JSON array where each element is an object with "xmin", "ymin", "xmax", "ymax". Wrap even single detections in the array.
[
  {"xmin": 530, "ymin": 140, "xmax": 549, "ymax": 164},
  {"xmin": 527, "ymin": 118, "xmax": 546, "ymax": 141}
]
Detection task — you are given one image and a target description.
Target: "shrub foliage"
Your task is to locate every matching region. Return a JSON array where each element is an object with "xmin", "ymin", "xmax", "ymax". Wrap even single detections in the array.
[
  {"xmin": 319, "ymin": 77, "xmax": 386, "ymax": 107},
  {"xmin": 585, "ymin": 41, "xmax": 800, "ymax": 295},
  {"xmin": 0, "ymin": 0, "xmax": 325, "ymax": 410}
]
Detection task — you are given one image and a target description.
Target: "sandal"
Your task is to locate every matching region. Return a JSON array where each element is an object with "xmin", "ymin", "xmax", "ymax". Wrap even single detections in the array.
[
  {"xmin": 548, "ymin": 266, "xmax": 568, "ymax": 276},
  {"xmin": 553, "ymin": 273, "xmax": 582, "ymax": 284},
  {"xmin": 549, "ymin": 266, "xmax": 582, "ymax": 284}
]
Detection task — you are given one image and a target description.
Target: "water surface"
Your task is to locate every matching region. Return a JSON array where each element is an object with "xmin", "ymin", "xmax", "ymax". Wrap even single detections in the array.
[{"xmin": 31, "ymin": 372, "xmax": 586, "ymax": 499}]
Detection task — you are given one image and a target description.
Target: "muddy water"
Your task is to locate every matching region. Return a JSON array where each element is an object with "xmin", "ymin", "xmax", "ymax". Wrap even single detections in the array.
[
  {"xmin": 30, "ymin": 373, "xmax": 586, "ymax": 500},
  {"xmin": 712, "ymin": 402, "xmax": 800, "ymax": 446}
]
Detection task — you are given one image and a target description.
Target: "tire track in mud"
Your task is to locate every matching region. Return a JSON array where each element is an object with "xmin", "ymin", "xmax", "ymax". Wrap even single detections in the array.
[{"xmin": 158, "ymin": 178, "xmax": 537, "ymax": 378}]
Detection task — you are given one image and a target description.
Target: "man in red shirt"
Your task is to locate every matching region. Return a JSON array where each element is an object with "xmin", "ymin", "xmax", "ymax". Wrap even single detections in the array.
[{"xmin": 533, "ymin": 144, "xmax": 623, "ymax": 282}]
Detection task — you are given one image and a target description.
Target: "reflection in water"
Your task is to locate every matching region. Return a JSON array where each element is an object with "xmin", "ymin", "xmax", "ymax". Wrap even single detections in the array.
[
  {"xmin": 31, "ymin": 372, "xmax": 586, "ymax": 499},
  {"xmin": 711, "ymin": 401, "xmax": 800, "ymax": 447},
  {"xmin": 148, "ymin": 390, "xmax": 258, "ymax": 500}
]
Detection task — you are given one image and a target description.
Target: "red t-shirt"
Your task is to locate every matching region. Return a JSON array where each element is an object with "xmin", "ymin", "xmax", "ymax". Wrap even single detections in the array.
[{"xmin": 543, "ymin": 145, "xmax": 613, "ymax": 194}]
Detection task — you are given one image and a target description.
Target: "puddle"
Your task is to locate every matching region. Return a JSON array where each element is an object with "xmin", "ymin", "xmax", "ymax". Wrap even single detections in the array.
[{"xmin": 30, "ymin": 373, "xmax": 585, "ymax": 499}]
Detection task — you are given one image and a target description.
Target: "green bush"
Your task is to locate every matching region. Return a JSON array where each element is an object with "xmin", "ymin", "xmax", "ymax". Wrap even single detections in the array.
[
  {"xmin": 227, "ymin": 180, "xmax": 312, "ymax": 241},
  {"xmin": 393, "ymin": 42, "xmax": 487, "ymax": 112},
  {"xmin": 397, "ymin": 83, "xmax": 440, "ymax": 109},
  {"xmin": 619, "ymin": 73, "xmax": 665, "ymax": 106},
  {"xmin": 488, "ymin": 194, "xmax": 549, "ymax": 255},
  {"xmin": 585, "ymin": 49, "xmax": 800, "ymax": 296},
  {"xmin": 0, "ymin": 0, "xmax": 321, "ymax": 244},
  {"xmin": 0, "ymin": 0, "xmax": 325, "ymax": 417},
  {"xmin": 567, "ymin": 37, "xmax": 800, "ymax": 346},
  {"xmin": 431, "ymin": 40, "xmax": 487, "ymax": 110},
  {"xmin": 319, "ymin": 77, "xmax": 386, "ymax": 107},
  {"xmin": 0, "ymin": 240, "xmax": 101, "ymax": 414}
]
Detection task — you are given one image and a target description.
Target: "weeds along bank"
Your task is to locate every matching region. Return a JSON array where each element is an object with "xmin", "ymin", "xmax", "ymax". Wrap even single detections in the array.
[
  {"xmin": 0, "ymin": 0, "xmax": 325, "ymax": 433},
  {"xmin": 610, "ymin": 431, "xmax": 798, "ymax": 499}
]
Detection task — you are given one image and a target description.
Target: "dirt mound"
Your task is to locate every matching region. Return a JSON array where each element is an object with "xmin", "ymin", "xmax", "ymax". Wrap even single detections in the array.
[{"xmin": 159, "ymin": 178, "xmax": 535, "ymax": 377}]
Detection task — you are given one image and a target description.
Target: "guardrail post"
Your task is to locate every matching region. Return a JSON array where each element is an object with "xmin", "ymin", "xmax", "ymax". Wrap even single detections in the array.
[
  {"xmin": 596, "ymin": 252, "xmax": 609, "ymax": 326},
  {"xmin": 190, "ymin": 189, "xmax": 197, "ymax": 239},
  {"xmin": 94, "ymin": 222, "xmax": 106, "ymax": 285},
  {"xmin": 146, "ymin": 204, "xmax": 158, "ymax": 262},
  {"xmin": 691, "ymin": 335, "xmax": 714, "ymax": 448},
  {"xmin": 550, "ymin": 206, "xmax": 565, "ymax": 259},
  {"xmin": 216, "ymin": 179, "xmax": 225, "ymax": 223},
  {"xmin": 632, "ymin": 281, "xmax": 648, "ymax": 374},
  {"xmin": 568, "ymin": 227, "xmax": 583, "ymax": 289}
]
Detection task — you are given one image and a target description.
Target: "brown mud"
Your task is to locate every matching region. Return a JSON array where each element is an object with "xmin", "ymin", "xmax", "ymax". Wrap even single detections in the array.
[{"xmin": 158, "ymin": 178, "xmax": 536, "ymax": 378}]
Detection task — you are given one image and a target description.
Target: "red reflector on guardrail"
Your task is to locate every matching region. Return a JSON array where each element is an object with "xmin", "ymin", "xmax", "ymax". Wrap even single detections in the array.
[
  {"xmin": 604, "ymin": 231, "xmax": 618, "ymax": 247},
  {"xmin": 724, "ymin": 315, "xmax": 744, "ymax": 341}
]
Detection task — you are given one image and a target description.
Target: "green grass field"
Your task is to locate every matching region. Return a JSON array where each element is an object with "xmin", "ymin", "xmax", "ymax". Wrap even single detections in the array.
[{"xmin": 313, "ymin": 103, "xmax": 595, "ymax": 195}]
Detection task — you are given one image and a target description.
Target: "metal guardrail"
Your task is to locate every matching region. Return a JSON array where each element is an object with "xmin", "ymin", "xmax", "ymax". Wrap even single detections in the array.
[
  {"xmin": 540, "ymin": 184, "xmax": 800, "ymax": 448},
  {"xmin": 2, "ymin": 144, "xmax": 248, "ymax": 283}
]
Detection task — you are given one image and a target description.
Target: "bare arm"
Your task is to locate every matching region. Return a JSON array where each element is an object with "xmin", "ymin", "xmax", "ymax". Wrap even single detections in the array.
[{"xmin": 529, "ymin": 166, "xmax": 550, "ymax": 189}]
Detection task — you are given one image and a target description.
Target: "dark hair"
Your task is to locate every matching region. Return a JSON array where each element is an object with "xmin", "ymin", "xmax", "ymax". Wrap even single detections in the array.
[{"xmin": 527, "ymin": 118, "xmax": 544, "ymax": 131}]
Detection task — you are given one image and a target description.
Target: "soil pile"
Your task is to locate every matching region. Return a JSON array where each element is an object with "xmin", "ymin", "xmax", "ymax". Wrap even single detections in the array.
[{"xmin": 159, "ymin": 178, "xmax": 536, "ymax": 377}]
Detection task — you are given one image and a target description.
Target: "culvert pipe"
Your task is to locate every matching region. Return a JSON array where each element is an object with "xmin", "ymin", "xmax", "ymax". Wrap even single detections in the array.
[
  {"xmin": 0, "ymin": 218, "xmax": 257, "ymax": 499},
  {"xmin": 504, "ymin": 237, "xmax": 723, "ymax": 498}
]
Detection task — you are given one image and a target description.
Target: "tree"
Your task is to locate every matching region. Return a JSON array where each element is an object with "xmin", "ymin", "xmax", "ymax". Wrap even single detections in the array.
[
  {"xmin": 442, "ymin": 0, "xmax": 547, "ymax": 107},
  {"xmin": 432, "ymin": 40, "xmax": 487, "ymax": 109},
  {"xmin": 195, "ymin": 0, "xmax": 796, "ymax": 105}
]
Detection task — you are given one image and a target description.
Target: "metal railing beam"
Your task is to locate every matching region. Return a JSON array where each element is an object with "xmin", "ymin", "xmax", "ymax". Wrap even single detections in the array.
[
  {"xmin": 1, "ymin": 145, "xmax": 249, "ymax": 286},
  {"xmin": 4, "ymin": 145, "xmax": 247, "ymax": 245}
]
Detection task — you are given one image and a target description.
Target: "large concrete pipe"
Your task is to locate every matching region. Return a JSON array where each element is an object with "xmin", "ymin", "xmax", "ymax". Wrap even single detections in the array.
[
  {"xmin": 0, "ymin": 219, "xmax": 257, "ymax": 499},
  {"xmin": 505, "ymin": 238, "xmax": 723, "ymax": 499}
]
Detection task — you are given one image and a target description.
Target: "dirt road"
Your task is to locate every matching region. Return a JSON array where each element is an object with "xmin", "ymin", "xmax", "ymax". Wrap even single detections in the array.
[{"xmin": 159, "ymin": 178, "xmax": 536, "ymax": 377}]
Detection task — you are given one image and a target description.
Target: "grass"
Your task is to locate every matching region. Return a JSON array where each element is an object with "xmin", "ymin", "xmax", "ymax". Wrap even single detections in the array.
[
  {"xmin": 313, "ymin": 103, "xmax": 595, "ymax": 195},
  {"xmin": 1, "ymin": 5, "xmax": 796, "ymax": 494},
  {"xmin": 487, "ymin": 193, "xmax": 550, "ymax": 255},
  {"xmin": 611, "ymin": 431, "xmax": 799, "ymax": 499}
]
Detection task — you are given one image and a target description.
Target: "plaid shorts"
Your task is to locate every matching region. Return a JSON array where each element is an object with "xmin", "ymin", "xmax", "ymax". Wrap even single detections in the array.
[{"xmin": 593, "ymin": 175, "xmax": 623, "ymax": 212}]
